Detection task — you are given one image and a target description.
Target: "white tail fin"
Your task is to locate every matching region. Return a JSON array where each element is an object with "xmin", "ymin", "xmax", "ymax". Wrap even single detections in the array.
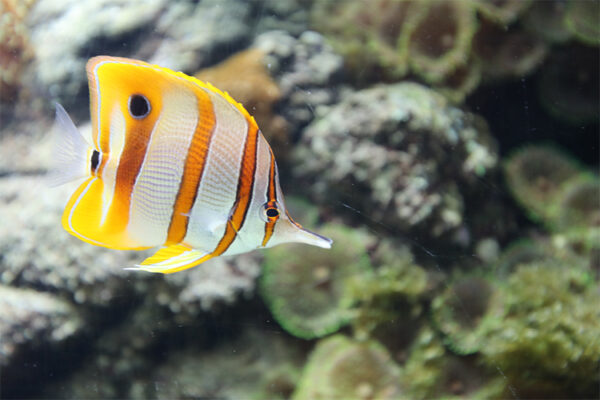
[{"xmin": 47, "ymin": 103, "xmax": 93, "ymax": 187}]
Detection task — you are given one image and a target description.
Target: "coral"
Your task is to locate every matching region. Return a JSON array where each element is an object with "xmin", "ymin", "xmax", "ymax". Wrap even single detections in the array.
[
  {"xmin": 404, "ymin": 0, "xmax": 477, "ymax": 85},
  {"xmin": 254, "ymin": 30, "xmax": 344, "ymax": 139},
  {"xmin": 554, "ymin": 175, "xmax": 600, "ymax": 232},
  {"xmin": 251, "ymin": 0, "xmax": 309, "ymax": 37},
  {"xmin": 480, "ymin": 261, "xmax": 600, "ymax": 396},
  {"xmin": 0, "ymin": 0, "xmax": 35, "ymax": 102},
  {"xmin": 565, "ymin": 0, "xmax": 600, "ymax": 45},
  {"xmin": 436, "ymin": 57, "xmax": 482, "ymax": 104},
  {"xmin": 493, "ymin": 238, "xmax": 552, "ymax": 277},
  {"xmin": 472, "ymin": 0, "xmax": 532, "ymax": 26},
  {"xmin": 129, "ymin": 326, "xmax": 304, "ymax": 399},
  {"xmin": 311, "ymin": 0, "xmax": 480, "ymax": 100},
  {"xmin": 260, "ymin": 224, "xmax": 373, "ymax": 339},
  {"xmin": 474, "ymin": 20, "xmax": 547, "ymax": 81},
  {"xmin": 522, "ymin": 0, "xmax": 572, "ymax": 44},
  {"xmin": 537, "ymin": 45, "xmax": 599, "ymax": 125},
  {"xmin": 195, "ymin": 48, "xmax": 289, "ymax": 160},
  {"xmin": 430, "ymin": 274, "xmax": 498, "ymax": 355},
  {"xmin": 252, "ymin": 363, "xmax": 301, "ymax": 400},
  {"xmin": 310, "ymin": 0, "xmax": 413, "ymax": 80},
  {"xmin": 0, "ymin": 284, "xmax": 82, "ymax": 366},
  {"xmin": 347, "ymin": 239, "xmax": 427, "ymax": 339},
  {"xmin": 293, "ymin": 335, "xmax": 403, "ymax": 400},
  {"xmin": 503, "ymin": 144, "xmax": 581, "ymax": 223},
  {"xmin": 294, "ymin": 82, "xmax": 497, "ymax": 239},
  {"xmin": 27, "ymin": 0, "xmax": 168, "ymax": 107},
  {"xmin": 401, "ymin": 326, "xmax": 498, "ymax": 399}
]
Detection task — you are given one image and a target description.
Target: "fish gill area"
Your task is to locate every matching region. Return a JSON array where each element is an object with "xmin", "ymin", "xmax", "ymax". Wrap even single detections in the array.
[{"xmin": 0, "ymin": 0, "xmax": 598, "ymax": 399}]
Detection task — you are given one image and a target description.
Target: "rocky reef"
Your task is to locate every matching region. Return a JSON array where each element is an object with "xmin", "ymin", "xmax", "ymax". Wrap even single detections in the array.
[
  {"xmin": 293, "ymin": 82, "xmax": 497, "ymax": 241},
  {"xmin": 0, "ymin": 0, "xmax": 598, "ymax": 399}
]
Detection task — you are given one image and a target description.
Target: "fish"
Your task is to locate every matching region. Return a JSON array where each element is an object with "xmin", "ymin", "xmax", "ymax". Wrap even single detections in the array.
[{"xmin": 51, "ymin": 56, "xmax": 332, "ymax": 274}]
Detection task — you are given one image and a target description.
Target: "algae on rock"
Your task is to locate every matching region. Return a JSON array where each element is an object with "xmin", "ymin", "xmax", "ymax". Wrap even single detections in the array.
[{"xmin": 480, "ymin": 261, "xmax": 600, "ymax": 396}]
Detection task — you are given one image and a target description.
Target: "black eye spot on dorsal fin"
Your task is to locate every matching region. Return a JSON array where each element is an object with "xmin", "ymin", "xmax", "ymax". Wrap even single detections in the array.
[
  {"xmin": 128, "ymin": 94, "xmax": 151, "ymax": 119},
  {"xmin": 266, "ymin": 207, "xmax": 279, "ymax": 218},
  {"xmin": 91, "ymin": 149, "xmax": 100, "ymax": 172}
]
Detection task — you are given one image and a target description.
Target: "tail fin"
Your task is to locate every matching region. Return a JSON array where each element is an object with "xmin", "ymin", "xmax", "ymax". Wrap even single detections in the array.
[{"xmin": 47, "ymin": 103, "xmax": 93, "ymax": 187}]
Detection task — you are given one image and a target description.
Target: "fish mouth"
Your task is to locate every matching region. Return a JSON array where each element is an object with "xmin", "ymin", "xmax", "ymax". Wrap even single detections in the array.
[{"xmin": 296, "ymin": 226, "xmax": 333, "ymax": 249}]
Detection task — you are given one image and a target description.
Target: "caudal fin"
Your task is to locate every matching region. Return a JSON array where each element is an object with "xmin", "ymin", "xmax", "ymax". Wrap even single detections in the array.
[{"xmin": 47, "ymin": 103, "xmax": 92, "ymax": 187}]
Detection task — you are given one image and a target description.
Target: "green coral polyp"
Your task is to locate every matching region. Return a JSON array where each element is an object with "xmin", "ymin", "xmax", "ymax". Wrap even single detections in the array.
[
  {"xmin": 473, "ymin": 0, "xmax": 532, "ymax": 25},
  {"xmin": 260, "ymin": 224, "xmax": 372, "ymax": 339},
  {"xmin": 480, "ymin": 261, "xmax": 600, "ymax": 394},
  {"xmin": 406, "ymin": 0, "xmax": 478, "ymax": 84},
  {"xmin": 293, "ymin": 335, "xmax": 402, "ymax": 400},
  {"xmin": 554, "ymin": 176, "xmax": 600, "ymax": 232},
  {"xmin": 503, "ymin": 145, "xmax": 581, "ymax": 223},
  {"xmin": 430, "ymin": 275, "xmax": 498, "ymax": 355},
  {"xmin": 565, "ymin": 0, "xmax": 600, "ymax": 45}
]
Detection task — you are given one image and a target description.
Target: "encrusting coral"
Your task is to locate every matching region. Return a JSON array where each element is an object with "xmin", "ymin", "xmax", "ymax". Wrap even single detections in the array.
[
  {"xmin": 430, "ymin": 274, "xmax": 498, "ymax": 355},
  {"xmin": 310, "ymin": 0, "xmax": 558, "ymax": 102},
  {"xmin": 294, "ymin": 82, "xmax": 497, "ymax": 239},
  {"xmin": 503, "ymin": 143, "xmax": 599, "ymax": 246},
  {"xmin": 260, "ymin": 224, "xmax": 373, "ymax": 339},
  {"xmin": 310, "ymin": 0, "xmax": 413, "ymax": 80},
  {"xmin": 480, "ymin": 260, "xmax": 600, "ymax": 397},
  {"xmin": 565, "ymin": 0, "xmax": 600, "ymax": 45},
  {"xmin": 503, "ymin": 144, "xmax": 581, "ymax": 223},
  {"xmin": 346, "ymin": 239, "xmax": 428, "ymax": 340},
  {"xmin": 554, "ymin": 175, "xmax": 600, "ymax": 232},
  {"xmin": 471, "ymin": 0, "xmax": 532, "ymax": 26},
  {"xmin": 473, "ymin": 20, "xmax": 547, "ymax": 81},
  {"xmin": 293, "ymin": 335, "xmax": 403, "ymax": 400},
  {"xmin": 0, "ymin": 0, "xmax": 35, "ymax": 102},
  {"xmin": 537, "ymin": 45, "xmax": 599, "ymax": 126},
  {"xmin": 400, "ymin": 326, "xmax": 501, "ymax": 399},
  {"xmin": 403, "ymin": 0, "xmax": 477, "ymax": 85},
  {"xmin": 522, "ymin": 0, "xmax": 572, "ymax": 44}
]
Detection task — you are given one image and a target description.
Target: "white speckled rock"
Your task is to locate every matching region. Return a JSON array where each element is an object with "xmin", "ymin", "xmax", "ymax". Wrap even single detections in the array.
[
  {"xmin": 0, "ymin": 284, "xmax": 83, "ymax": 366},
  {"xmin": 27, "ymin": 0, "xmax": 168, "ymax": 101},
  {"xmin": 293, "ymin": 82, "xmax": 498, "ymax": 239}
]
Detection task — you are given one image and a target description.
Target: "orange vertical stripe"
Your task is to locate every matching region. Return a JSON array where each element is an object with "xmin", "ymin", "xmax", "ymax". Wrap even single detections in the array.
[
  {"xmin": 261, "ymin": 147, "xmax": 278, "ymax": 247},
  {"xmin": 166, "ymin": 89, "xmax": 216, "ymax": 245},
  {"xmin": 107, "ymin": 118, "xmax": 159, "ymax": 234},
  {"xmin": 199, "ymin": 117, "xmax": 259, "ymax": 261}
]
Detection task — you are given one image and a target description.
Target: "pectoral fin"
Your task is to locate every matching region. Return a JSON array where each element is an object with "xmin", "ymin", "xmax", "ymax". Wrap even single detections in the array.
[{"xmin": 126, "ymin": 244, "xmax": 213, "ymax": 274}]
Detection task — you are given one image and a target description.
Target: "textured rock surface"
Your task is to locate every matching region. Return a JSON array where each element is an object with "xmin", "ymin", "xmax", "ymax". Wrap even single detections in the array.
[
  {"xmin": 294, "ymin": 82, "xmax": 497, "ymax": 238},
  {"xmin": 255, "ymin": 30, "xmax": 345, "ymax": 140},
  {"xmin": 0, "ymin": 285, "xmax": 83, "ymax": 366},
  {"xmin": 134, "ymin": 327, "xmax": 303, "ymax": 399},
  {"xmin": 27, "ymin": 0, "xmax": 168, "ymax": 104},
  {"xmin": 24, "ymin": 0, "xmax": 313, "ymax": 115}
]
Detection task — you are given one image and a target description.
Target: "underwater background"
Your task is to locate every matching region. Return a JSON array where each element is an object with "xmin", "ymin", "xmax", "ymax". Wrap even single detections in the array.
[{"xmin": 0, "ymin": 0, "xmax": 598, "ymax": 398}]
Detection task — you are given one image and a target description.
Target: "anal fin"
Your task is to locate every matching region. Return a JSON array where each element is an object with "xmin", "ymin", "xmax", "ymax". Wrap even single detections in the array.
[{"xmin": 127, "ymin": 244, "xmax": 213, "ymax": 274}]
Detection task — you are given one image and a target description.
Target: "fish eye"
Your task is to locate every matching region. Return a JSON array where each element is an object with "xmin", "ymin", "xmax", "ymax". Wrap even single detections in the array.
[{"xmin": 128, "ymin": 94, "xmax": 151, "ymax": 119}]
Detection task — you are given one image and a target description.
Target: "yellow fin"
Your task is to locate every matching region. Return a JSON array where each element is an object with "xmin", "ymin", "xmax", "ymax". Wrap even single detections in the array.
[
  {"xmin": 129, "ymin": 244, "xmax": 212, "ymax": 274},
  {"xmin": 62, "ymin": 177, "xmax": 149, "ymax": 250}
]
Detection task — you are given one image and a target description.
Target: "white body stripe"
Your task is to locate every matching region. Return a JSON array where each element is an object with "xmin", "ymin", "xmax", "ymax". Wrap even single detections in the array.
[
  {"xmin": 184, "ymin": 88, "xmax": 249, "ymax": 252},
  {"xmin": 224, "ymin": 133, "xmax": 271, "ymax": 255},
  {"xmin": 128, "ymin": 87, "xmax": 199, "ymax": 245},
  {"xmin": 99, "ymin": 104, "xmax": 126, "ymax": 225}
]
